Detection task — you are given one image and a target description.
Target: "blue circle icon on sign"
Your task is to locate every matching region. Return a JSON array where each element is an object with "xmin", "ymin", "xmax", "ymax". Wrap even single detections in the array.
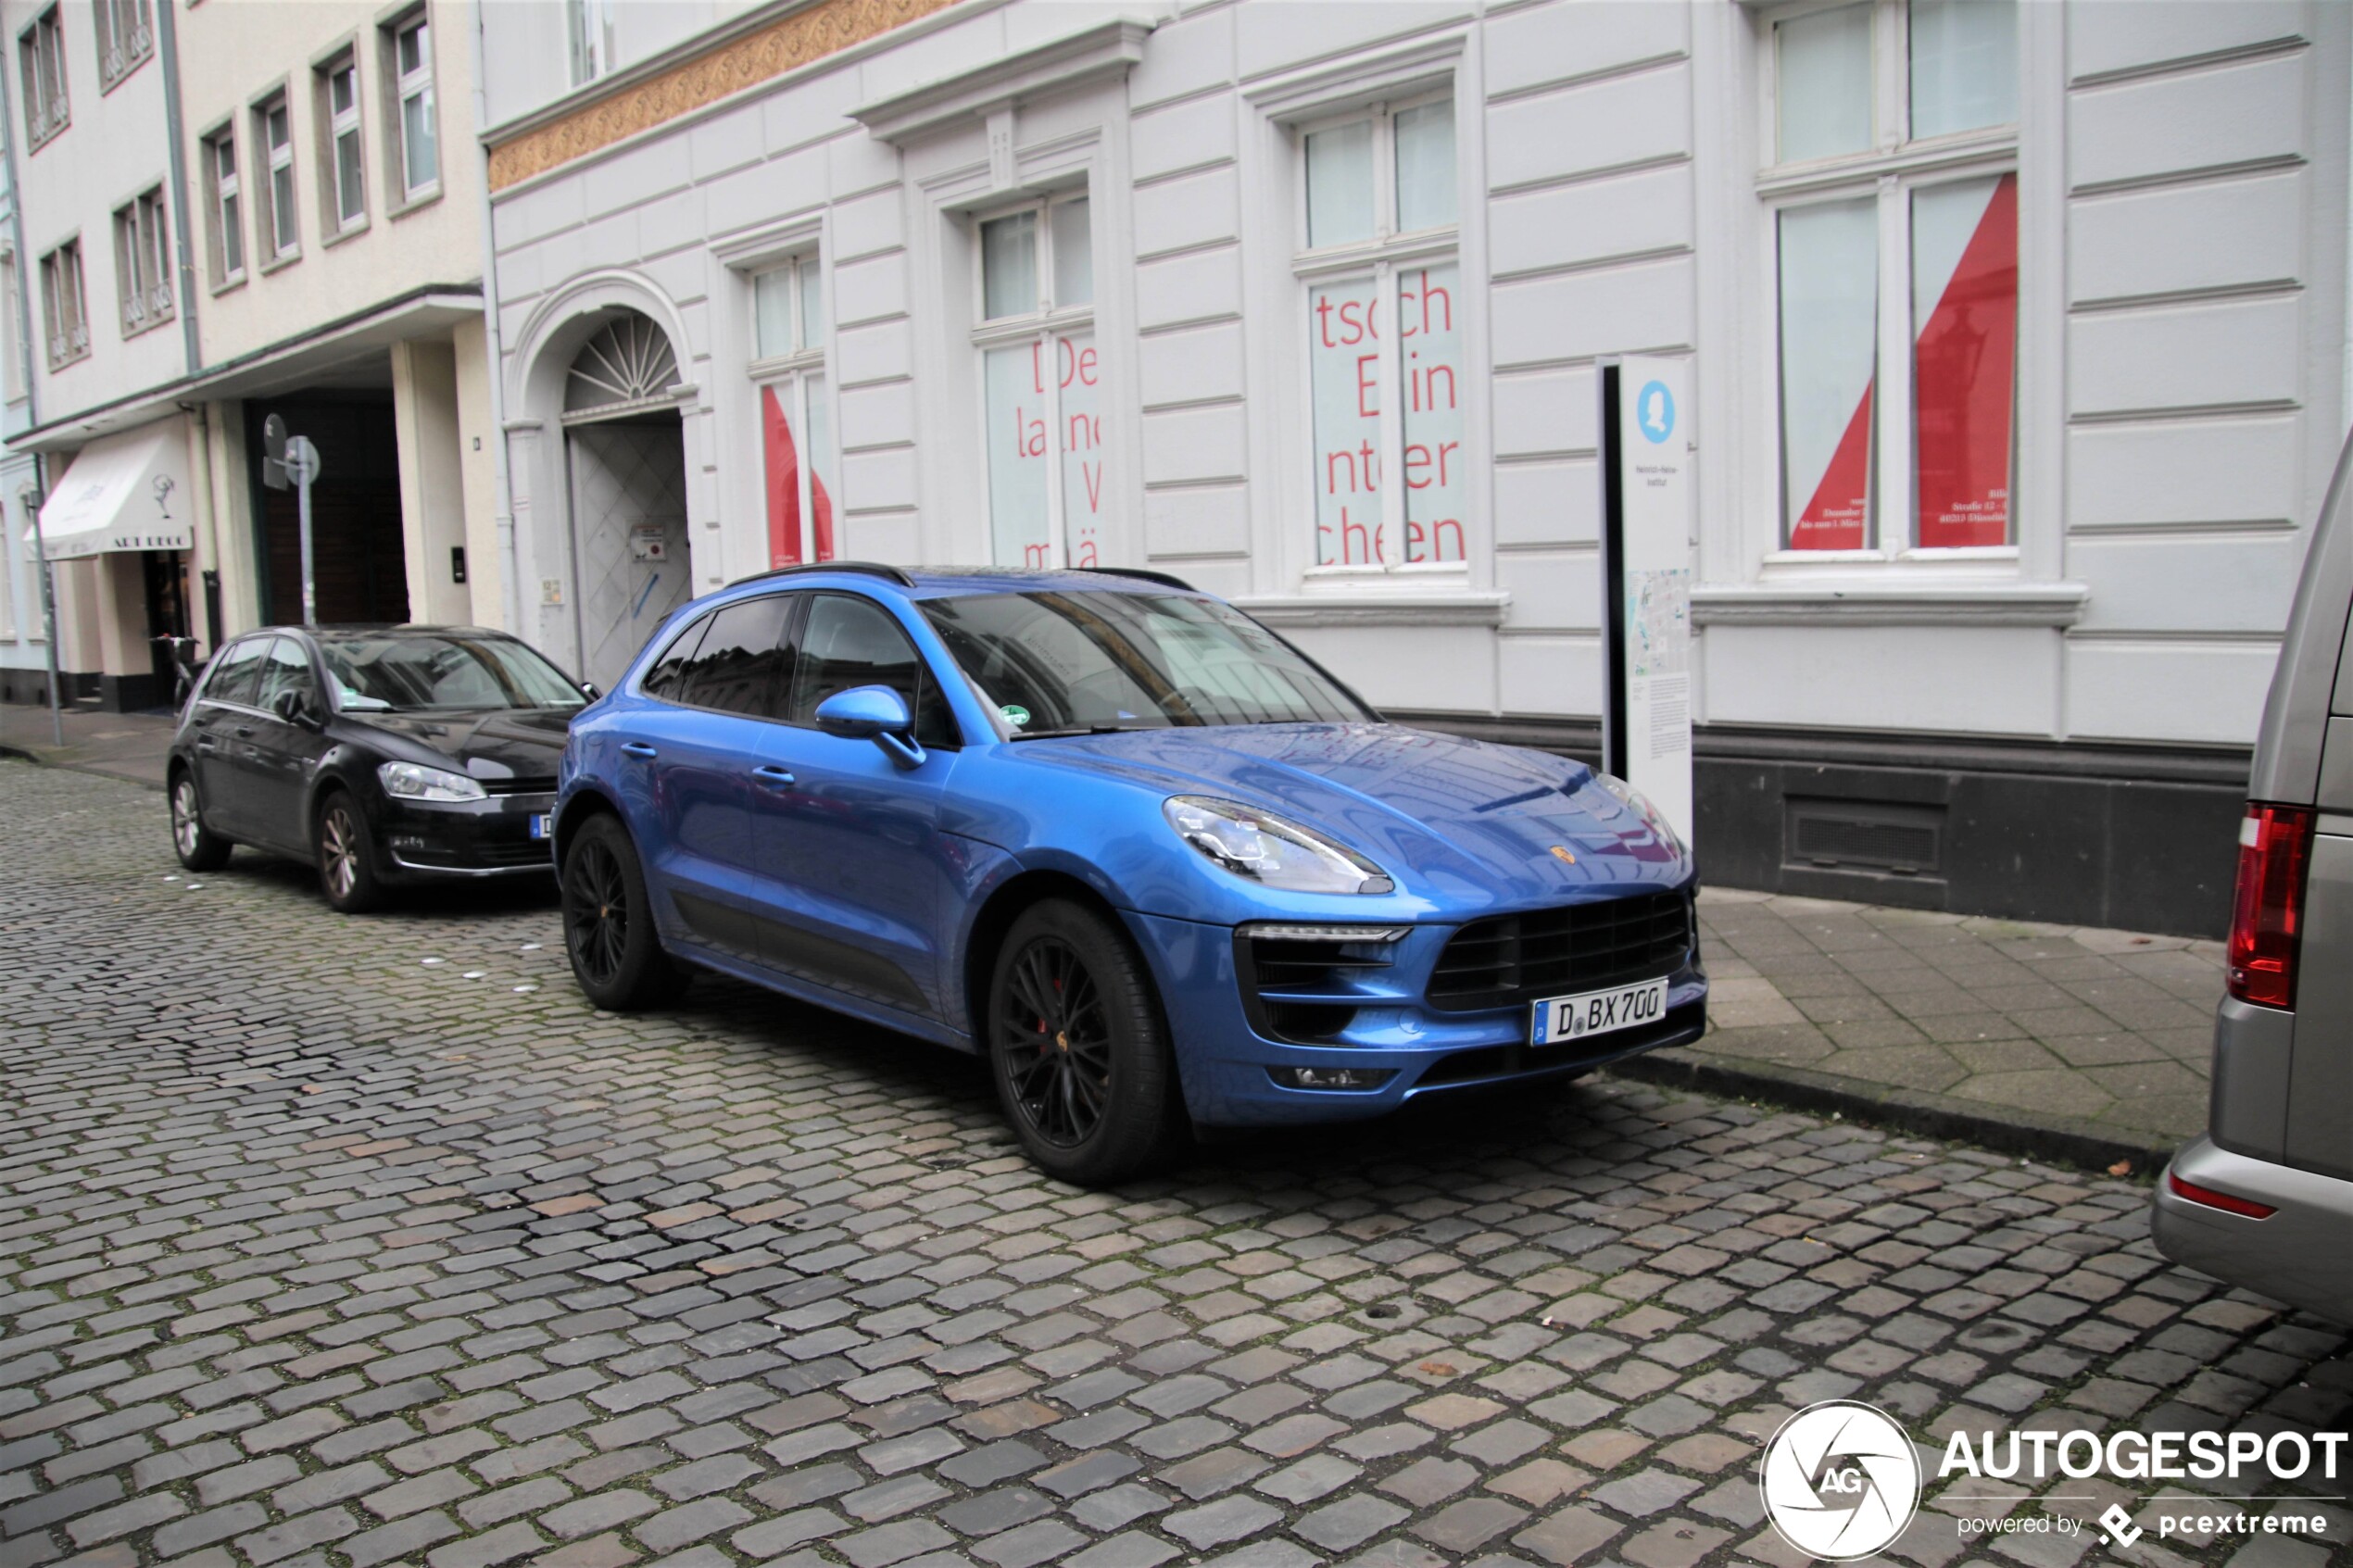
[{"xmin": 1637, "ymin": 380, "xmax": 1675, "ymax": 445}]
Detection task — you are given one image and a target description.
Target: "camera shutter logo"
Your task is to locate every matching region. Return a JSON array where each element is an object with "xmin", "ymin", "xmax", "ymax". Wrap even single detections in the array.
[{"xmin": 1759, "ymin": 1400, "xmax": 1921, "ymax": 1561}]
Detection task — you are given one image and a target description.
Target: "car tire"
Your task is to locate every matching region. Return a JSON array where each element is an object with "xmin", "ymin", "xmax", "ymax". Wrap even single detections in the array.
[
  {"xmin": 169, "ymin": 770, "xmax": 232, "ymax": 872},
  {"xmin": 561, "ymin": 813, "xmax": 688, "ymax": 1011},
  {"xmin": 988, "ymin": 898, "xmax": 1188, "ymax": 1185},
  {"xmin": 315, "ymin": 791, "xmax": 387, "ymax": 913}
]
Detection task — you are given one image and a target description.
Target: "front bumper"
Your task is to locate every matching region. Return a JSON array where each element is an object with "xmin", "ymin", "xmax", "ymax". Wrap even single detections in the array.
[
  {"xmin": 2151, "ymin": 1135, "xmax": 2353, "ymax": 1324},
  {"xmin": 367, "ymin": 790, "xmax": 558, "ymax": 882},
  {"xmin": 1127, "ymin": 909, "xmax": 1706, "ymax": 1127}
]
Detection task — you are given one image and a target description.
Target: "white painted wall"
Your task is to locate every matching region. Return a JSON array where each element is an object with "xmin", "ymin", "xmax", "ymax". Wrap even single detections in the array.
[{"xmin": 481, "ymin": 0, "xmax": 2353, "ymax": 753}]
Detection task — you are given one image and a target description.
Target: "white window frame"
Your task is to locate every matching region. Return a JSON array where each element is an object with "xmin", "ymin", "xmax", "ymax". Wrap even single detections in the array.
[
  {"xmin": 207, "ymin": 129, "xmax": 244, "ymax": 286},
  {"xmin": 749, "ymin": 253, "xmax": 833, "ymax": 569},
  {"xmin": 321, "ymin": 55, "xmax": 365, "ymax": 233},
  {"xmin": 19, "ymin": 7, "xmax": 68, "ymax": 150},
  {"xmin": 39, "ymin": 238, "xmax": 88, "ymax": 370},
  {"xmin": 113, "ymin": 186, "xmax": 173, "ymax": 337},
  {"xmin": 258, "ymin": 94, "xmax": 299, "ymax": 264},
  {"xmin": 391, "ymin": 12, "xmax": 437, "ymax": 201},
  {"xmin": 92, "ymin": 0, "xmax": 149, "ymax": 92},
  {"xmin": 1291, "ymin": 89, "xmax": 1462, "ymax": 579},
  {"xmin": 1755, "ymin": 0, "xmax": 2021, "ymax": 568},
  {"xmin": 0, "ymin": 253, "xmax": 21, "ymax": 405},
  {"xmin": 971, "ymin": 190, "xmax": 1095, "ymax": 570},
  {"xmin": 567, "ymin": 0, "xmax": 610, "ymax": 88}
]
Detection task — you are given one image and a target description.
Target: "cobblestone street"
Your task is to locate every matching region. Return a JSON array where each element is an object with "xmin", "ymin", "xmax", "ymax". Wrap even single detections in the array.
[{"xmin": 3, "ymin": 759, "xmax": 2347, "ymax": 1568}]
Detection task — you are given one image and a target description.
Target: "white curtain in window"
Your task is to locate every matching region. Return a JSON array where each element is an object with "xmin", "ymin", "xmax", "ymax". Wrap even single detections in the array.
[
  {"xmin": 985, "ymin": 344, "xmax": 1052, "ymax": 567},
  {"xmin": 1910, "ymin": 0, "xmax": 2017, "ymax": 140},
  {"xmin": 1304, "ymin": 122, "xmax": 1375, "ymax": 248},
  {"xmin": 1057, "ymin": 334, "xmax": 1102, "ymax": 567},
  {"xmin": 1777, "ymin": 4, "xmax": 1873, "ymax": 162},
  {"xmin": 1309, "ymin": 277, "xmax": 1383, "ymax": 565}
]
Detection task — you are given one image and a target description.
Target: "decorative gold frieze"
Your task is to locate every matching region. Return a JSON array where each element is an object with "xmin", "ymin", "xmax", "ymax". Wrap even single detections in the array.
[{"xmin": 487, "ymin": 0, "xmax": 959, "ymax": 193}]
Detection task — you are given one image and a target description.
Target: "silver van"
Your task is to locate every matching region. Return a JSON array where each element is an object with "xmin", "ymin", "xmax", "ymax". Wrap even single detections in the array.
[{"xmin": 2150, "ymin": 444, "xmax": 2353, "ymax": 1323}]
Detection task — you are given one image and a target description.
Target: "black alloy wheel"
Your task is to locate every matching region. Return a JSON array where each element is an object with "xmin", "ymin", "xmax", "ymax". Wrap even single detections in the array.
[
  {"xmin": 169, "ymin": 771, "xmax": 231, "ymax": 871},
  {"xmin": 560, "ymin": 813, "xmax": 687, "ymax": 1010},
  {"xmin": 988, "ymin": 898, "xmax": 1186, "ymax": 1185},
  {"xmin": 1000, "ymin": 935, "xmax": 1114, "ymax": 1148}
]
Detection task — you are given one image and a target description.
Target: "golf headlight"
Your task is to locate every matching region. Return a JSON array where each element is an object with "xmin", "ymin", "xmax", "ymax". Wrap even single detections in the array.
[
  {"xmin": 1163, "ymin": 796, "xmax": 1392, "ymax": 895},
  {"xmin": 1596, "ymin": 772, "xmax": 1683, "ymax": 856},
  {"xmin": 379, "ymin": 761, "xmax": 486, "ymax": 802}
]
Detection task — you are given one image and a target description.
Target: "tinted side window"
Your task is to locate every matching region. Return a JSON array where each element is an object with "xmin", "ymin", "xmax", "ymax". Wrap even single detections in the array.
[
  {"xmin": 640, "ymin": 613, "xmax": 711, "ymax": 701},
  {"xmin": 254, "ymin": 639, "xmax": 318, "ymax": 711},
  {"xmin": 676, "ymin": 595, "xmax": 797, "ymax": 719},
  {"xmin": 789, "ymin": 595, "xmax": 958, "ymax": 748},
  {"xmin": 203, "ymin": 638, "xmax": 270, "ymax": 707}
]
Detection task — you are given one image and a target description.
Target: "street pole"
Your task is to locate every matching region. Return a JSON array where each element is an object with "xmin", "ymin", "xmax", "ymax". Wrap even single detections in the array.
[
  {"xmin": 285, "ymin": 435, "xmax": 320, "ymax": 625},
  {"xmin": 20, "ymin": 479, "xmax": 61, "ymax": 746}
]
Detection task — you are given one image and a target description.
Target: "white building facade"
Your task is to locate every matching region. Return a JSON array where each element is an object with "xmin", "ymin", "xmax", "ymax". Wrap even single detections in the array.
[{"xmin": 477, "ymin": 0, "xmax": 2353, "ymax": 935}]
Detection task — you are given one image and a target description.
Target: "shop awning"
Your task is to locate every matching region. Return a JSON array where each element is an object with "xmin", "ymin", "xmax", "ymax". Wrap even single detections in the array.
[{"xmin": 29, "ymin": 418, "xmax": 195, "ymax": 560}]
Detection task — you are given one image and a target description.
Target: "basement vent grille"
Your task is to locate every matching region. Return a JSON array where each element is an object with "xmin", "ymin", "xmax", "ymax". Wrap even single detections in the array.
[{"xmin": 1786, "ymin": 798, "xmax": 1944, "ymax": 876}]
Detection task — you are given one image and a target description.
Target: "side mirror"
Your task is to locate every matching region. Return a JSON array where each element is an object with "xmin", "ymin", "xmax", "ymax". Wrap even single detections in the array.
[
  {"xmin": 580, "ymin": 682, "xmax": 599, "ymax": 699},
  {"xmin": 272, "ymin": 689, "xmax": 320, "ymax": 729},
  {"xmin": 813, "ymin": 684, "xmax": 925, "ymax": 769}
]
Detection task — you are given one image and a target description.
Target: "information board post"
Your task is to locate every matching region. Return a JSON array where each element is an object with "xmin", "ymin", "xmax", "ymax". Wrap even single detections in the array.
[{"xmin": 1596, "ymin": 357, "xmax": 1696, "ymax": 846}]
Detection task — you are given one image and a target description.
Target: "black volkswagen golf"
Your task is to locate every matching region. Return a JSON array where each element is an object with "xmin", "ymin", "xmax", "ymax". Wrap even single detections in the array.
[{"xmin": 166, "ymin": 626, "xmax": 590, "ymax": 911}]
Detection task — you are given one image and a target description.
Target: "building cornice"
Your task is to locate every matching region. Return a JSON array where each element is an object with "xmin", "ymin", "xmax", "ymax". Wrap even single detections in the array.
[
  {"xmin": 851, "ymin": 16, "xmax": 1157, "ymax": 144},
  {"xmin": 1691, "ymin": 583, "xmax": 2090, "ymax": 629},
  {"xmin": 484, "ymin": 0, "xmax": 971, "ymax": 193},
  {"xmin": 1232, "ymin": 591, "xmax": 1510, "ymax": 630}
]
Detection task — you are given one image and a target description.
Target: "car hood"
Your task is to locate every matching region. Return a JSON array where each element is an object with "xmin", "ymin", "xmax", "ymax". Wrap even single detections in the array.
[
  {"xmin": 1014, "ymin": 721, "xmax": 1686, "ymax": 904},
  {"xmin": 342, "ymin": 709, "xmax": 573, "ymax": 784}
]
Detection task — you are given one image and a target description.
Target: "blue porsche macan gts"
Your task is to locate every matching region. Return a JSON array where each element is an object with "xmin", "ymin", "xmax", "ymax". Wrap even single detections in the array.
[{"xmin": 553, "ymin": 562, "xmax": 1705, "ymax": 1184}]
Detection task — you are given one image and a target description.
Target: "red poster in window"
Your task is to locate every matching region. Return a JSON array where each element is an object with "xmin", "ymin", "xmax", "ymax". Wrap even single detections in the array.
[
  {"xmin": 1792, "ymin": 382, "xmax": 1872, "ymax": 549},
  {"xmin": 761, "ymin": 385, "xmax": 834, "ymax": 567},
  {"xmin": 1914, "ymin": 173, "xmax": 2017, "ymax": 548}
]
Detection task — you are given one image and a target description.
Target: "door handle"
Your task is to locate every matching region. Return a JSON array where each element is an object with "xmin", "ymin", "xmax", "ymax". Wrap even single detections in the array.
[
  {"xmin": 752, "ymin": 765, "xmax": 796, "ymax": 789},
  {"xmin": 233, "ymin": 725, "xmax": 255, "ymax": 739},
  {"xmin": 621, "ymin": 742, "xmax": 658, "ymax": 759}
]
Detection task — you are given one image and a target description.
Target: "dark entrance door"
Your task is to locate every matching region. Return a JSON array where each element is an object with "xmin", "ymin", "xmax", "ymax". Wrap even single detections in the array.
[
  {"xmin": 142, "ymin": 549, "xmax": 190, "ymax": 706},
  {"xmin": 248, "ymin": 397, "xmax": 410, "ymax": 627}
]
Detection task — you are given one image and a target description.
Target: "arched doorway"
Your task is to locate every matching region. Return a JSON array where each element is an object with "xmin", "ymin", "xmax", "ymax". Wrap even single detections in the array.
[{"xmin": 561, "ymin": 311, "xmax": 691, "ymax": 693}]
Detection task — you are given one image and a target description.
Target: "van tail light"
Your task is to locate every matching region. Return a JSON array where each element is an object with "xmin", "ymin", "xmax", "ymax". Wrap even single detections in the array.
[
  {"xmin": 2167, "ymin": 1171, "xmax": 2276, "ymax": 1220},
  {"xmin": 2225, "ymin": 803, "xmax": 2313, "ymax": 1009}
]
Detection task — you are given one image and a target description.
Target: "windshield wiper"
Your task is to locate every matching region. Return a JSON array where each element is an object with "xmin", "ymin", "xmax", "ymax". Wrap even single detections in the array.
[{"xmin": 1009, "ymin": 723, "xmax": 1151, "ymax": 740}]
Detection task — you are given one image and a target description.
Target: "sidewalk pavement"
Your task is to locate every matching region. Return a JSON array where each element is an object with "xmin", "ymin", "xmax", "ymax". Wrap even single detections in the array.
[
  {"xmin": 0, "ymin": 717, "xmax": 2219, "ymax": 1173},
  {"xmin": 1611, "ymin": 887, "xmax": 2218, "ymax": 1174},
  {"xmin": 0, "ymin": 703, "xmax": 174, "ymax": 789}
]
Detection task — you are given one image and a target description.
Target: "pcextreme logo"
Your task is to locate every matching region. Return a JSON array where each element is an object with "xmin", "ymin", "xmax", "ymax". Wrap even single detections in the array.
[{"xmin": 1757, "ymin": 1401, "xmax": 2350, "ymax": 1559}]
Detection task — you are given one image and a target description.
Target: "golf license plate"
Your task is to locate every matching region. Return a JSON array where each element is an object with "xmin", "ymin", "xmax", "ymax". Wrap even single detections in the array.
[
  {"xmin": 529, "ymin": 813, "xmax": 551, "ymax": 840},
  {"xmin": 1533, "ymin": 975, "xmax": 1669, "ymax": 1047}
]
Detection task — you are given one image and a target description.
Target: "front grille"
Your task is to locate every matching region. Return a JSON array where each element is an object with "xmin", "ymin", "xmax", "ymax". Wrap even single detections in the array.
[
  {"xmin": 1234, "ymin": 929, "xmax": 1397, "ymax": 1046},
  {"xmin": 481, "ymin": 778, "xmax": 557, "ymax": 797},
  {"xmin": 1427, "ymin": 890, "xmax": 1692, "ymax": 1012},
  {"xmin": 401, "ymin": 836, "xmax": 553, "ymax": 870}
]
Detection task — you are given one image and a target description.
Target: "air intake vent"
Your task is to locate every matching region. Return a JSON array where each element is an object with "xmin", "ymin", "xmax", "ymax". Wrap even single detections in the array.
[
  {"xmin": 1427, "ymin": 891, "xmax": 1692, "ymax": 1012},
  {"xmin": 1787, "ymin": 798, "xmax": 1944, "ymax": 875}
]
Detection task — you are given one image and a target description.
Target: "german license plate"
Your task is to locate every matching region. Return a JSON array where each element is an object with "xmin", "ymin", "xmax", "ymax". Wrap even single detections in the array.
[
  {"xmin": 529, "ymin": 813, "xmax": 551, "ymax": 840},
  {"xmin": 1533, "ymin": 976, "xmax": 1669, "ymax": 1047}
]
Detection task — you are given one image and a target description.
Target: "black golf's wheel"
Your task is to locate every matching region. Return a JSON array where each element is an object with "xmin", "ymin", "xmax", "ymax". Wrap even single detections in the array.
[
  {"xmin": 561, "ymin": 814, "xmax": 686, "ymax": 1010},
  {"xmin": 989, "ymin": 898, "xmax": 1186, "ymax": 1185},
  {"xmin": 315, "ymin": 792, "xmax": 384, "ymax": 913},
  {"xmin": 169, "ymin": 770, "xmax": 231, "ymax": 872}
]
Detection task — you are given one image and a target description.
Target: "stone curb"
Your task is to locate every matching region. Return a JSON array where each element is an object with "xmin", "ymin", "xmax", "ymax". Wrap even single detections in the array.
[
  {"xmin": 0, "ymin": 741, "xmax": 167, "ymax": 791},
  {"xmin": 1604, "ymin": 1041, "xmax": 2180, "ymax": 1178}
]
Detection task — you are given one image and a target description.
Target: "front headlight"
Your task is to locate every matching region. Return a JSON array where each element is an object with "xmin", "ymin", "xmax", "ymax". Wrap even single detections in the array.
[
  {"xmin": 379, "ymin": 761, "xmax": 486, "ymax": 802},
  {"xmin": 1163, "ymin": 796, "xmax": 1392, "ymax": 895},
  {"xmin": 1595, "ymin": 772, "xmax": 1684, "ymax": 857}
]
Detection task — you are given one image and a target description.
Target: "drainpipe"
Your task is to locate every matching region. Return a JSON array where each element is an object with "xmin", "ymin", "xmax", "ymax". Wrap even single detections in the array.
[
  {"xmin": 472, "ymin": 1, "xmax": 521, "ymax": 637},
  {"xmin": 153, "ymin": 0, "xmax": 202, "ymax": 377},
  {"xmin": 0, "ymin": 54, "xmax": 57, "ymax": 743}
]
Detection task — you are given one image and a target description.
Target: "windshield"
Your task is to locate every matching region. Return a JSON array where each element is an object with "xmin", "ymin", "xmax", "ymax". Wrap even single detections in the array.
[
  {"xmin": 319, "ymin": 634, "xmax": 587, "ymax": 713},
  {"xmin": 921, "ymin": 592, "xmax": 1372, "ymax": 736}
]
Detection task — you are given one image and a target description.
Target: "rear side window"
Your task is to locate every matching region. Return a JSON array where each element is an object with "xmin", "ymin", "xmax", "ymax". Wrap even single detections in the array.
[
  {"xmin": 788, "ymin": 594, "xmax": 958, "ymax": 748},
  {"xmin": 676, "ymin": 594, "xmax": 798, "ymax": 718},
  {"xmin": 640, "ymin": 614, "xmax": 711, "ymax": 701},
  {"xmin": 203, "ymin": 638, "xmax": 270, "ymax": 706}
]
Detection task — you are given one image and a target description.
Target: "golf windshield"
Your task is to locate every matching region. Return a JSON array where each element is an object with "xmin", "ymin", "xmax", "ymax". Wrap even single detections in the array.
[
  {"xmin": 921, "ymin": 591, "xmax": 1372, "ymax": 735},
  {"xmin": 320, "ymin": 634, "xmax": 587, "ymax": 713}
]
